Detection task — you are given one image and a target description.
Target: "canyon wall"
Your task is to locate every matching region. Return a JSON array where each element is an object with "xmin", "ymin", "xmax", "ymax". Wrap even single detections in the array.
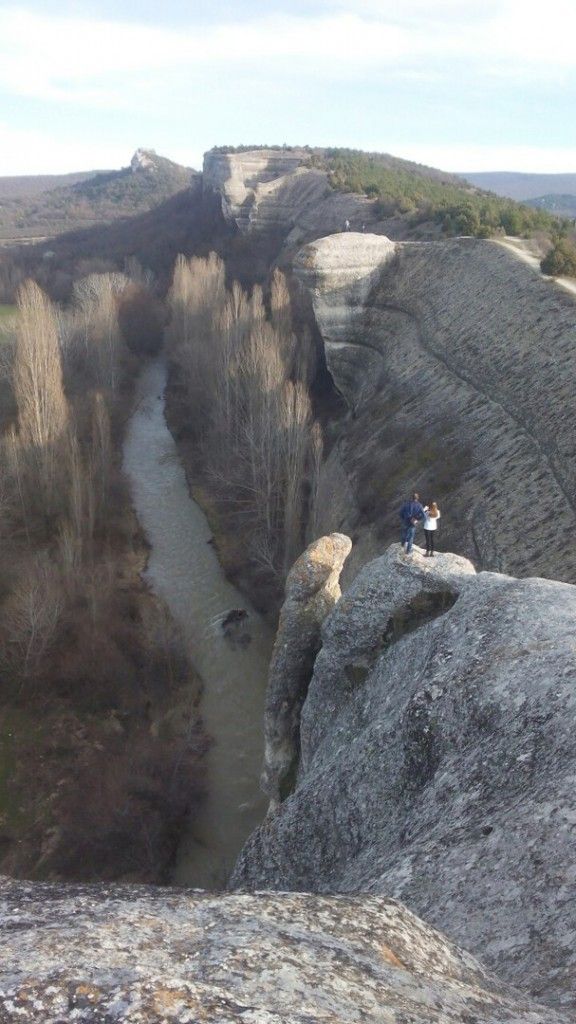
[
  {"xmin": 292, "ymin": 233, "xmax": 576, "ymax": 585},
  {"xmin": 203, "ymin": 149, "xmax": 374, "ymax": 242}
]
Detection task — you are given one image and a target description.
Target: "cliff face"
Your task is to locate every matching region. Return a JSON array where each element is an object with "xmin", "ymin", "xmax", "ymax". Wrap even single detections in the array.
[
  {"xmin": 232, "ymin": 544, "xmax": 576, "ymax": 1013},
  {"xmin": 0, "ymin": 877, "xmax": 568, "ymax": 1023},
  {"xmin": 202, "ymin": 149, "xmax": 373, "ymax": 241},
  {"xmin": 293, "ymin": 233, "xmax": 576, "ymax": 586}
]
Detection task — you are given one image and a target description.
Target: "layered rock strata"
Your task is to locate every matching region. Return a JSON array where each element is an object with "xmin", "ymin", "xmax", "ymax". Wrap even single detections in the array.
[
  {"xmin": 203, "ymin": 149, "xmax": 372, "ymax": 237},
  {"xmin": 232, "ymin": 543, "xmax": 576, "ymax": 1013},
  {"xmin": 0, "ymin": 877, "xmax": 568, "ymax": 1023},
  {"xmin": 293, "ymin": 233, "xmax": 576, "ymax": 585}
]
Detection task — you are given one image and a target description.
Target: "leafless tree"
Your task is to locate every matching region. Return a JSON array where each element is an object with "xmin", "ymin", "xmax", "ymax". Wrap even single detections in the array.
[
  {"xmin": 167, "ymin": 253, "xmax": 323, "ymax": 583},
  {"xmin": 13, "ymin": 280, "xmax": 70, "ymax": 515}
]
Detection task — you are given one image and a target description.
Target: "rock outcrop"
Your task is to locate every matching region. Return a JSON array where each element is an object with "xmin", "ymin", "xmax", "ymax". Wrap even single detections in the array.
[
  {"xmin": 203, "ymin": 149, "xmax": 373, "ymax": 238},
  {"xmin": 0, "ymin": 876, "xmax": 568, "ymax": 1023},
  {"xmin": 232, "ymin": 543, "xmax": 576, "ymax": 1013},
  {"xmin": 292, "ymin": 233, "xmax": 576, "ymax": 586},
  {"xmin": 261, "ymin": 533, "xmax": 352, "ymax": 808}
]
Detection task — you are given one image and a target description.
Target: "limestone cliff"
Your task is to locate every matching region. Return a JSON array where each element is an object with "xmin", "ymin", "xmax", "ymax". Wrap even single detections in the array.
[
  {"xmin": 0, "ymin": 877, "xmax": 568, "ymax": 1022},
  {"xmin": 292, "ymin": 233, "xmax": 576, "ymax": 585},
  {"xmin": 203, "ymin": 149, "xmax": 372, "ymax": 239},
  {"xmin": 232, "ymin": 542, "xmax": 576, "ymax": 1013}
]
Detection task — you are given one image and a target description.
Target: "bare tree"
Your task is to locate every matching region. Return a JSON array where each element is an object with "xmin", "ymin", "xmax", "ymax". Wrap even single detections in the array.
[
  {"xmin": 13, "ymin": 280, "xmax": 70, "ymax": 515},
  {"xmin": 71, "ymin": 272, "xmax": 127, "ymax": 391},
  {"xmin": 1, "ymin": 552, "xmax": 64, "ymax": 683},
  {"xmin": 168, "ymin": 253, "xmax": 322, "ymax": 585}
]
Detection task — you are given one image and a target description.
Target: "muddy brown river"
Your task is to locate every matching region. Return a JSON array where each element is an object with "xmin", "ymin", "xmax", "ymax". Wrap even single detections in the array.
[{"xmin": 123, "ymin": 359, "xmax": 274, "ymax": 888}]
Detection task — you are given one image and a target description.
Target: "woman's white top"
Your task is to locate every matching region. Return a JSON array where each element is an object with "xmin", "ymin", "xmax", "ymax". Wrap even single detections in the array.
[{"xmin": 423, "ymin": 507, "xmax": 441, "ymax": 531}]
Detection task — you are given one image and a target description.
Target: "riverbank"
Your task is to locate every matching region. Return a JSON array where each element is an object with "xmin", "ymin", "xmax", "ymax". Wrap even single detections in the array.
[{"xmin": 163, "ymin": 358, "xmax": 286, "ymax": 621}]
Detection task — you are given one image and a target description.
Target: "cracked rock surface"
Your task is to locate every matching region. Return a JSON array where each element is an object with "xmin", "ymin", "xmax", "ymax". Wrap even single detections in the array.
[{"xmin": 0, "ymin": 877, "xmax": 567, "ymax": 1023}]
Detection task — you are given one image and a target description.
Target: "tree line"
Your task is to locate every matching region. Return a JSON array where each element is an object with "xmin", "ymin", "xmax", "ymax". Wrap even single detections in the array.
[
  {"xmin": 166, "ymin": 253, "xmax": 321, "ymax": 603},
  {"xmin": 0, "ymin": 270, "xmax": 204, "ymax": 882}
]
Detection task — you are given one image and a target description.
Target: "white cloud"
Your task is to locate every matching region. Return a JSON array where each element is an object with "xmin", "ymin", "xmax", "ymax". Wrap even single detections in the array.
[
  {"xmin": 0, "ymin": 9, "xmax": 414, "ymax": 105},
  {"xmin": 0, "ymin": 2, "xmax": 575, "ymax": 110}
]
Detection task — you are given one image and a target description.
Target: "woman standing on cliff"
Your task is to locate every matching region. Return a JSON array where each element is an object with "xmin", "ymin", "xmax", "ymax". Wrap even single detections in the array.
[{"xmin": 423, "ymin": 501, "xmax": 441, "ymax": 557}]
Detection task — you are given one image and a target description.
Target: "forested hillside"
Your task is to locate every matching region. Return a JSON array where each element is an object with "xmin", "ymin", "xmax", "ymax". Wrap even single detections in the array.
[
  {"xmin": 308, "ymin": 148, "xmax": 563, "ymax": 237},
  {"xmin": 0, "ymin": 150, "xmax": 197, "ymax": 242}
]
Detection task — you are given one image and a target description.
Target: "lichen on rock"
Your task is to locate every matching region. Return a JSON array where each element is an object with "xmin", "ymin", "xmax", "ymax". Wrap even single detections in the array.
[{"xmin": 0, "ymin": 877, "xmax": 568, "ymax": 1023}]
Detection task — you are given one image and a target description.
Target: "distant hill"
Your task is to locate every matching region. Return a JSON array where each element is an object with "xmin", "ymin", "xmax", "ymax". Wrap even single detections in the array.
[
  {"xmin": 524, "ymin": 194, "xmax": 576, "ymax": 218},
  {"xmin": 463, "ymin": 171, "xmax": 576, "ymax": 201},
  {"xmin": 0, "ymin": 170, "xmax": 106, "ymax": 201},
  {"xmin": 0, "ymin": 145, "xmax": 566, "ymax": 306},
  {"xmin": 0, "ymin": 150, "xmax": 198, "ymax": 242}
]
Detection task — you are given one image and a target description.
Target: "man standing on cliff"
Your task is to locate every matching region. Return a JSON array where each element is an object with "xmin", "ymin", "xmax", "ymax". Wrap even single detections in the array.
[{"xmin": 399, "ymin": 492, "xmax": 425, "ymax": 555}]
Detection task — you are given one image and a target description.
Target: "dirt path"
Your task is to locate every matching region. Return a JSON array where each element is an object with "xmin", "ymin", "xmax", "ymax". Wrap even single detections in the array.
[{"xmin": 494, "ymin": 237, "xmax": 576, "ymax": 298}]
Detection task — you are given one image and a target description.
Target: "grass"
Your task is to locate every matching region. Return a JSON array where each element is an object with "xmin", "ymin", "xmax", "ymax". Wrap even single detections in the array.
[{"xmin": 0, "ymin": 304, "xmax": 17, "ymax": 323}]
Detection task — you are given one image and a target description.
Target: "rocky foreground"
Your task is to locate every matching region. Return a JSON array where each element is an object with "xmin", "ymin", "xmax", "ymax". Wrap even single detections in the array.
[
  {"xmin": 1, "ymin": 540, "xmax": 575, "ymax": 1021},
  {"xmin": 0, "ymin": 878, "xmax": 568, "ymax": 1023},
  {"xmin": 233, "ymin": 541, "xmax": 576, "ymax": 1013}
]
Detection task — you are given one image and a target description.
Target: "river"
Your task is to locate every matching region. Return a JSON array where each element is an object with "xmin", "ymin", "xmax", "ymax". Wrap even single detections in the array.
[{"xmin": 123, "ymin": 359, "xmax": 274, "ymax": 888}]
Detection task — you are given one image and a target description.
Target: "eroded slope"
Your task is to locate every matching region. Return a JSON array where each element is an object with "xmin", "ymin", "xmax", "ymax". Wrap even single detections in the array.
[{"xmin": 294, "ymin": 233, "xmax": 576, "ymax": 584}]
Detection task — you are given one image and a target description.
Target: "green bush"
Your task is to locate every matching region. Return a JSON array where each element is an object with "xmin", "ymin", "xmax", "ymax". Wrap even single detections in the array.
[
  {"xmin": 540, "ymin": 238, "xmax": 576, "ymax": 277},
  {"xmin": 308, "ymin": 147, "xmax": 563, "ymax": 240}
]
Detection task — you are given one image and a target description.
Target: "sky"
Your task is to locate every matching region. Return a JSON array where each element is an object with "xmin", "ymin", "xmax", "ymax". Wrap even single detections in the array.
[{"xmin": 1, "ymin": 0, "xmax": 576, "ymax": 176}]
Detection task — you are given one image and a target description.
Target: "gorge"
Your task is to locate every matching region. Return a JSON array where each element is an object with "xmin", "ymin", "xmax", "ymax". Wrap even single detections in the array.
[{"xmin": 1, "ymin": 147, "xmax": 576, "ymax": 1022}]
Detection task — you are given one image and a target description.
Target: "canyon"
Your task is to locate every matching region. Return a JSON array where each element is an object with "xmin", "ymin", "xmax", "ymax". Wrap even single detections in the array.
[{"xmin": 1, "ymin": 148, "xmax": 575, "ymax": 1022}]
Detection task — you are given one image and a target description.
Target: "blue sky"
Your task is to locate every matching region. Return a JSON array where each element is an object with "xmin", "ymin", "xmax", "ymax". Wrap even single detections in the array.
[{"xmin": 1, "ymin": 0, "xmax": 575, "ymax": 175}]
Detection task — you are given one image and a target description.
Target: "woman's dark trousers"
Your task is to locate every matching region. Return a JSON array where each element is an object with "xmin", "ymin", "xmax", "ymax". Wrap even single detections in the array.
[{"xmin": 424, "ymin": 530, "xmax": 435, "ymax": 555}]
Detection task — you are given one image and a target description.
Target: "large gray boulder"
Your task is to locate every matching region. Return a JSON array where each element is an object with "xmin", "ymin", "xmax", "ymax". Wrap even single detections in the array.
[
  {"xmin": 232, "ymin": 544, "xmax": 576, "ymax": 1012},
  {"xmin": 0, "ymin": 876, "xmax": 567, "ymax": 1023}
]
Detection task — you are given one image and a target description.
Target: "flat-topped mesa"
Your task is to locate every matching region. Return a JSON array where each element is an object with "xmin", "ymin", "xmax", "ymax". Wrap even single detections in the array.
[
  {"xmin": 203, "ymin": 149, "xmax": 312, "ymax": 231},
  {"xmin": 232, "ymin": 541, "xmax": 576, "ymax": 1013},
  {"xmin": 293, "ymin": 231, "xmax": 576, "ymax": 584},
  {"xmin": 202, "ymin": 149, "xmax": 372, "ymax": 236}
]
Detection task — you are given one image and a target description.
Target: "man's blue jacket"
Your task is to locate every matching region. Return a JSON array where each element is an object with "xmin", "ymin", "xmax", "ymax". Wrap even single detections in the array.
[{"xmin": 399, "ymin": 500, "xmax": 425, "ymax": 525}]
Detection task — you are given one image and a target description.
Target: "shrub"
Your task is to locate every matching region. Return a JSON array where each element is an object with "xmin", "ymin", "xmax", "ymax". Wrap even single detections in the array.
[{"xmin": 540, "ymin": 238, "xmax": 576, "ymax": 277}]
